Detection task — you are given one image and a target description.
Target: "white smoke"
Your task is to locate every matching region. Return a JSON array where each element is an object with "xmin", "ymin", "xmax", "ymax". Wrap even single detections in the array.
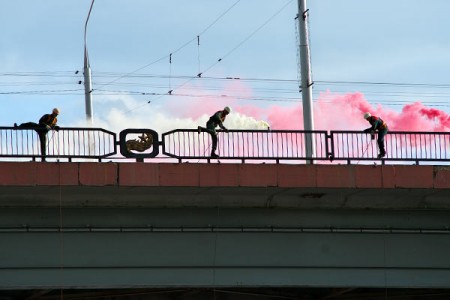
[{"xmin": 71, "ymin": 94, "xmax": 270, "ymax": 134}]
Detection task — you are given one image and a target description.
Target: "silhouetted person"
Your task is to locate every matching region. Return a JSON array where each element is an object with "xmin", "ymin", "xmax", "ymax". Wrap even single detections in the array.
[
  {"xmin": 15, "ymin": 108, "xmax": 60, "ymax": 161},
  {"xmin": 363, "ymin": 112, "xmax": 388, "ymax": 158},
  {"xmin": 198, "ymin": 106, "xmax": 231, "ymax": 158}
]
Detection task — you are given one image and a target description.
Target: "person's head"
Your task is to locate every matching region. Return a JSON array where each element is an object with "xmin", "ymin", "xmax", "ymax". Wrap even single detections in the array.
[
  {"xmin": 363, "ymin": 112, "xmax": 371, "ymax": 120},
  {"xmin": 52, "ymin": 108, "xmax": 60, "ymax": 116},
  {"xmin": 223, "ymin": 106, "xmax": 231, "ymax": 115}
]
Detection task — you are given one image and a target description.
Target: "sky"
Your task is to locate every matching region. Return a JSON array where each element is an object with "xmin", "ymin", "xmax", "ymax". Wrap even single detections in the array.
[{"xmin": 2, "ymin": 0, "xmax": 450, "ymax": 135}]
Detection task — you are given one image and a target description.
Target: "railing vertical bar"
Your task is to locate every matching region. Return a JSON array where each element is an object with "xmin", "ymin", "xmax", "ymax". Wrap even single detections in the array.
[
  {"xmin": 187, "ymin": 131, "xmax": 190, "ymax": 157},
  {"xmin": 230, "ymin": 132, "xmax": 233, "ymax": 157},
  {"xmin": 270, "ymin": 132, "xmax": 275, "ymax": 156},
  {"xmin": 241, "ymin": 131, "xmax": 244, "ymax": 157},
  {"xmin": 336, "ymin": 133, "xmax": 343, "ymax": 157},
  {"xmin": 421, "ymin": 134, "xmax": 425, "ymax": 159},
  {"xmin": 410, "ymin": 133, "xmax": 413, "ymax": 160},
  {"xmin": 96, "ymin": 131, "xmax": 100, "ymax": 157},
  {"xmin": 9, "ymin": 129, "xmax": 12, "ymax": 155},
  {"xmin": 67, "ymin": 130, "xmax": 71, "ymax": 156},
  {"xmin": 245, "ymin": 131, "xmax": 249, "ymax": 157},
  {"xmin": 444, "ymin": 133, "xmax": 450, "ymax": 159},
  {"xmin": 182, "ymin": 132, "xmax": 186, "ymax": 157},
  {"xmin": 76, "ymin": 130, "xmax": 80, "ymax": 156},
  {"xmin": 434, "ymin": 133, "xmax": 438, "ymax": 159},
  {"xmin": 345, "ymin": 133, "xmax": 350, "ymax": 159},
  {"xmin": 443, "ymin": 133, "xmax": 450, "ymax": 159}
]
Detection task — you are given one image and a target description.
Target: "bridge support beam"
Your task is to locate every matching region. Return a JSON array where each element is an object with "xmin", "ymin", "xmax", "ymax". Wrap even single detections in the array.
[{"xmin": 1, "ymin": 207, "xmax": 450, "ymax": 289}]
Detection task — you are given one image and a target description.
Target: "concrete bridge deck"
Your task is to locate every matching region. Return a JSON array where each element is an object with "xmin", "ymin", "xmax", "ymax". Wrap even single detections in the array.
[{"xmin": 2, "ymin": 162, "xmax": 450, "ymax": 207}]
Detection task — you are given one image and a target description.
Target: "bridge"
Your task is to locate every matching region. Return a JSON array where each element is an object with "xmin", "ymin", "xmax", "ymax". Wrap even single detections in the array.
[{"xmin": 1, "ymin": 127, "xmax": 450, "ymax": 300}]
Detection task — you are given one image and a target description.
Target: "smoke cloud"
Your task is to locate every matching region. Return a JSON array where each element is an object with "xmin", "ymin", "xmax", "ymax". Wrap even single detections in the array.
[{"xmin": 75, "ymin": 86, "xmax": 450, "ymax": 135}]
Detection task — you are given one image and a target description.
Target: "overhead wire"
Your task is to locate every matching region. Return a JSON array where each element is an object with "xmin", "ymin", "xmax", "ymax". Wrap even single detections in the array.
[
  {"xmin": 123, "ymin": 0, "xmax": 295, "ymax": 113},
  {"xmin": 94, "ymin": 0, "xmax": 242, "ymax": 92},
  {"xmin": 4, "ymin": 71, "xmax": 450, "ymax": 88},
  {"xmin": 2, "ymin": 71, "xmax": 450, "ymax": 107},
  {"xmin": 106, "ymin": 0, "xmax": 243, "ymax": 114},
  {"xmin": 195, "ymin": 0, "xmax": 295, "ymax": 78}
]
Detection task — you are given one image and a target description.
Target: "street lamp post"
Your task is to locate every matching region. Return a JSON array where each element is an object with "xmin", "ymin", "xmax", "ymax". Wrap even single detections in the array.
[{"xmin": 84, "ymin": 0, "xmax": 95, "ymax": 124}]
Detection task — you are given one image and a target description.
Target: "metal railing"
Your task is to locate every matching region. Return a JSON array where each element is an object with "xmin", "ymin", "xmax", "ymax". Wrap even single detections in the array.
[
  {"xmin": 0, "ymin": 127, "xmax": 116, "ymax": 160},
  {"xmin": 331, "ymin": 131, "xmax": 450, "ymax": 163},
  {"xmin": 163, "ymin": 129, "xmax": 450, "ymax": 163},
  {"xmin": 162, "ymin": 129, "xmax": 329, "ymax": 161},
  {"xmin": 1, "ymin": 126, "xmax": 450, "ymax": 164}
]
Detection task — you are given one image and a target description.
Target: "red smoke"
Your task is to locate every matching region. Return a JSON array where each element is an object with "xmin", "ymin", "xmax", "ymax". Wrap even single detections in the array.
[
  {"xmin": 166, "ymin": 81, "xmax": 450, "ymax": 132},
  {"xmin": 238, "ymin": 91, "xmax": 450, "ymax": 132}
]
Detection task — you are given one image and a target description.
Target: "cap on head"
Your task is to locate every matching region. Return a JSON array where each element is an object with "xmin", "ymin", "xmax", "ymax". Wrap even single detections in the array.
[
  {"xmin": 224, "ymin": 106, "xmax": 231, "ymax": 114},
  {"xmin": 52, "ymin": 108, "xmax": 60, "ymax": 115},
  {"xmin": 363, "ymin": 112, "xmax": 371, "ymax": 120}
]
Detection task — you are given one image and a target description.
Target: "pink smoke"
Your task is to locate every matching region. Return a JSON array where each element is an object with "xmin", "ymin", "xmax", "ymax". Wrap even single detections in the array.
[
  {"xmin": 166, "ymin": 81, "xmax": 450, "ymax": 132},
  {"xmin": 237, "ymin": 91, "xmax": 450, "ymax": 132}
]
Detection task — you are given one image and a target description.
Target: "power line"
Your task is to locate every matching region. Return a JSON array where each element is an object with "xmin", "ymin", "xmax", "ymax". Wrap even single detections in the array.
[
  {"xmin": 108, "ymin": 0, "xmax": 295, "ymax": 114},
  {"xmin": 3, "ymin": 71, "xmax": 450, "ymax": 89},
  {"xmin": 2, "ymin": 71, "xmax": 450, "ymax": 108},
  {"xmin": 196, "ymin": 0, "xmax": 295, "ymax": 77},
  {"xmin": 315, "ymin": 80, "xmax": 450, "ymax": 89},
  {"xmin": 93, "ymin": 0, "xmax": 242, "ymax": 91}
]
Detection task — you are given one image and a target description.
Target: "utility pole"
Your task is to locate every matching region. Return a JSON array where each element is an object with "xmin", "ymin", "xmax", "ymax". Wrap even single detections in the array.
[
  {"xmin": 297, "ymin": 0, "xmax": 315, "ymax": 163},
  {"xmin": 84, "ymin": 0, "xmax": 95, "ymax": 124}
]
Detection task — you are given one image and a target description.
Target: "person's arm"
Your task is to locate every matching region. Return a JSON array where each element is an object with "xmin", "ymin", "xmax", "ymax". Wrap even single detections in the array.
[
  {"xmin": 38, "ymin": 114, "xmax": 52, "ymax": 130},
  {"xmin": 38, "ymin": 114, "xmax": 47, "ymax": 125},
  {"xmin": 363, "ymin": 118, "xmax": 379, "ymax": 133},
  {"xmin": 53, "ymin": 118, "xmax": 60, "ymax": 130},
  {"xmin": 216, "ymin": 112, "xmax": 228, "ymax": 131},
  {"xmin": 371, "ymin": 119, "xmax": 381, "ymax": 131},
  {"xmin": 39, "ymin": 114, "xmax": 59, "ymax": 130}
]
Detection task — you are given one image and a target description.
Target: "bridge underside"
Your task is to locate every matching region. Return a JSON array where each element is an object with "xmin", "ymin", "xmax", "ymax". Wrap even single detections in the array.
[
  {"xmin": 1, "ymin": 163, "xmax": 450, "ymax": 299},
  {"xmin": 1, "ymin": 288, "xmax": 450, "ymax": 300},
  {"xmin": 1, "ymin": 185, "xmax": 450, "ymax": 291}
]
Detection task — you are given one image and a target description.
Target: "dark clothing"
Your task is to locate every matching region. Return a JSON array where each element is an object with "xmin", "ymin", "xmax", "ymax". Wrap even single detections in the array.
[
  {"xmin": 365, "ymin": 116, "xmax": 387, "ymax": 132},
  {"xmin": 207, "ymin": 111, "xmax": 227, "ymax": 132},
  {"xmin": 16, "ymin": 113, "xmax": 59, "ymax": 159},
  {"xmin": 198, "ymin": 110, "xmax": 228, "ymax": 157},
  {"xmin": 364, "ymin": 115, "xmax": 388, "ymax": 157},
  {"xmin": 39, "ymin": 113, "xmax": 58, "ymax": 128}
]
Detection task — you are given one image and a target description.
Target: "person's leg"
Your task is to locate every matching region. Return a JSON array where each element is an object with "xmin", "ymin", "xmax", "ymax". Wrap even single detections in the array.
[
  {"xmin": 204, "ymin": 123, "xmax": 219, "ymax": 157},
  {"xmin": 210, "ymin": 133, "xmax": 218, "ymax": 157},
  {"xmin": 37, "ymin": 128, "xmax": 48, "ymax": 161},
  {"xmin": 16, "ymin": 122, "xmax": 38, "ymax": 129},
  {"xmin": 378, "ymin": 129, "xmax": 387, "ymax": 156}
]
